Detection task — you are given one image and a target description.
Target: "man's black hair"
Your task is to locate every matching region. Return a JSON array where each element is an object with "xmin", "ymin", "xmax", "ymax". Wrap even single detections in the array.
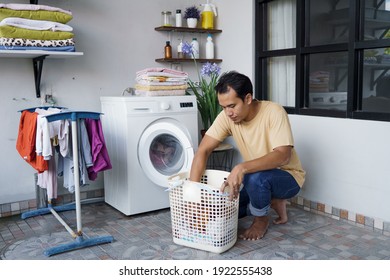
[{"xmin": 214, "ymin": 71, "xmax": 253, "ymax": 101}]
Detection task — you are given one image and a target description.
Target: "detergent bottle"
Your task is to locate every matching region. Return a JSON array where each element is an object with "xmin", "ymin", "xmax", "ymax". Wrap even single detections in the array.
[
  {"xmin": 190, "ymin": 38, "xmax": 199, "ymax": 59},
  {"xmin": 201, "ymin": 0, "xmax": 217, "ymax": 29},
  {"xmin": 205, "ymin": 34, "xmax": 214, "ymax": 59}
]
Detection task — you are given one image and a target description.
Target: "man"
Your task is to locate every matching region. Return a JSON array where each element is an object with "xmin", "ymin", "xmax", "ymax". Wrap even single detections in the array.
[{"xmin": 189, "ymin": 71, "xmax": 305, "ymax": 240}]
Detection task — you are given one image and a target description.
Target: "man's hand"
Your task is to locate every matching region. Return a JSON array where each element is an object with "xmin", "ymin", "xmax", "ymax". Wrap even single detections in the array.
[
  {"xmin": 219, "ymin": 145, "xmax": 292, "ymax": 200},
  {"xmin": 220, "ymin": 164, "xmax": 246, "ymax": 200}
]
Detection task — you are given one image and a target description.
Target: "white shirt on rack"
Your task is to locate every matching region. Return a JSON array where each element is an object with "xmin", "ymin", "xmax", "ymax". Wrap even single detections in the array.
[{"xmin": 35, "ymin": 107, "xmax": 62, "ymax": 160}]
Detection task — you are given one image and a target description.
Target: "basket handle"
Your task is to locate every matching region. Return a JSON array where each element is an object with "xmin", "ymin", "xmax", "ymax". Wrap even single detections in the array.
[
  {"xmin": 166, "ymin": 179, "xmax": 184, "ymax": 191},
  {"xmin": 167, "ymin": 179, "xmax": 230, "ymax": 197}
]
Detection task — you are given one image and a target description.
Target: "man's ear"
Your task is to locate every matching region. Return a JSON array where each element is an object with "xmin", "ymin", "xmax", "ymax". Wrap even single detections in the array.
[{"xmin": 245, "ymin": 93, "xmax": 253, "ymax": 104}]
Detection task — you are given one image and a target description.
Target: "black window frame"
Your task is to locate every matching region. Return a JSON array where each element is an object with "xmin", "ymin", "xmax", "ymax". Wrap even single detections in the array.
[{"xmin": 255, "ymin": 0, "xmax": 390, "ymax": 122}]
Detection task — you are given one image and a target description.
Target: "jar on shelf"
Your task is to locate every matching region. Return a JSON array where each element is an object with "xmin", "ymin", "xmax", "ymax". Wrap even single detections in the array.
[{"xmin": 161, "ymin": 11, "xmax": 172, "ymax": 26}]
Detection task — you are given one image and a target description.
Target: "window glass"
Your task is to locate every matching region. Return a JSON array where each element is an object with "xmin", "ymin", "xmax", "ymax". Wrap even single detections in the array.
[
  {"xmin": 307, "ymin": 0, "xmax": 349, "ymax": 46},
  {"xmin": 267, "ymin": 56, "xmax": 296, "ymax": 106},
  {"xmin": 361, "ymin": 48, "xmax": 390, "ymax": 113},
  {"xmin": 257, "ymin": 0, "xmax": 390, "ymax": 121},
  {"xmin": 308, "ymin": 52, "xmax": 348, "ymax": 110},
  {"xmin": 267, "ymin": 0, "xmax": 296, "ymax": 50},
  {"xmin": 363, "ymin": 0, "xmax": 390, "ymax": 40}
]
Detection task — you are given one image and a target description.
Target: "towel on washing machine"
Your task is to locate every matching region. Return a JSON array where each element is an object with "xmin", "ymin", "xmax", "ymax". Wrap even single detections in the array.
[{"xmin": 134, "ymin": 89, "xmax": 186, "ymax": 96}]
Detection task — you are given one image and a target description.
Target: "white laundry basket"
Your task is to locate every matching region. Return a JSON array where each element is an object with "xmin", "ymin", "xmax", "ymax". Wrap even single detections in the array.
[{"xmin": 167, "ymin": 170, "xmax": 240, "ymax": 254}]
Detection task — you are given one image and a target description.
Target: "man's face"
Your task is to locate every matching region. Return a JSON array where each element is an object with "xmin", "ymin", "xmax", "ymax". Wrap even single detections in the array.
[{"xmin": 218, "ymin": 87, "xmax": 251, "ymax": 124}]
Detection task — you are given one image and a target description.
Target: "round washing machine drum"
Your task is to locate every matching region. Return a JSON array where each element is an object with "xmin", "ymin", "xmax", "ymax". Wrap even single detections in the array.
[{"xmin": 138, "ymin": 118, "xmax": 194, "ymax": 187}]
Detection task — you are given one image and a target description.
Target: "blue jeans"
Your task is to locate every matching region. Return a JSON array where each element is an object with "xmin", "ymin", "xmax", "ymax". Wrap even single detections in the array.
[{"xmin": 239, "ymin": 169, "xmax": 300, "ymax": 218}]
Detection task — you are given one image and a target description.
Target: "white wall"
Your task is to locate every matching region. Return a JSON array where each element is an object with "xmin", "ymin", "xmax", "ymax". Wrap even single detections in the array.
[
  {"xmin": 290, "ymin": 115, "xmax": 390, "ymax": 221},
  {"xmin": 0, "ymin": 0, "xmax": 253, "ymax": 204},
  {"xmin": 2, "ymin": 0, "xmax": 389, "ymax": 224}
]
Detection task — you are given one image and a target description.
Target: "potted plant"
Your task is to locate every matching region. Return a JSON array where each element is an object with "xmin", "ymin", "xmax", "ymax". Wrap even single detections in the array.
[
  {"xmin": 184, "ymin": 5, "xmax": 201, "ymax": 28},
  {"xmin": 182, "ymin": 41, "xmax": 222, "ymax": 133}
]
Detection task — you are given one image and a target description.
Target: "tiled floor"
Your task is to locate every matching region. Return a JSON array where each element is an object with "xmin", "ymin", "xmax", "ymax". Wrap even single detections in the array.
[{"xmin": 1, "ymin": 201, "xmax": 390, "ymax": 260}]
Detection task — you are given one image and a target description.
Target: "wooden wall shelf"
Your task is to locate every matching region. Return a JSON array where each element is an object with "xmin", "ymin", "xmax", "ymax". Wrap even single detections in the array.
[
  {"xmin": 155, "ymin": 26, "xmax": 222, "ymax": 34},
  {"xmin": 155, "ymin": 58, "xmax": 222, "ymax": 63}
]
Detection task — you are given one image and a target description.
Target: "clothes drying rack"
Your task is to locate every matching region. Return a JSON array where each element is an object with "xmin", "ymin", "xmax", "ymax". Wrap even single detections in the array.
[{"xmin": 19, "ymin": 107, "xmax": 114, "ymax": 257}]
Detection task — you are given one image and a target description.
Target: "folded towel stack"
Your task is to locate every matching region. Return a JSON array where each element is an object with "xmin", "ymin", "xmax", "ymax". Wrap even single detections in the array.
[
  {"xmin": 0, "ymin": 3, "xmax": 75, "ymax": 52},
  {"xmin": 135, "ymin": 67, "xmax": 189, "ymax": 96},
  {"xmin": 309, "ymin": 71, "xmax": 330, "ymax": 93}
]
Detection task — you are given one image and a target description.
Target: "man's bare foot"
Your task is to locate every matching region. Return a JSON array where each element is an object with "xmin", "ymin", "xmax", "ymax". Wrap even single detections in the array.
[
  {"xmin": 239, "ymin": 216, "xmax": 269, "ymax": 240},
  {"xmin": 271, "ymin": 198, "xmax": 288, "ymax": 224}
]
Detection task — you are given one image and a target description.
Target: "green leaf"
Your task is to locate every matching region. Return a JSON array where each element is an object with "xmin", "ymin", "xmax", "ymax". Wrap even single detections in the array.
[{"xmin": 186, "ymin": 60, "xmax": 222, "ymax": 130}]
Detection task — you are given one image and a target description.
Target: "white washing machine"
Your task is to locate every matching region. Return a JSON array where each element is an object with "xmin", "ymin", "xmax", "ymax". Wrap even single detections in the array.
[{"xmin": 100, "ymin": 95, "xmax": 198, "ymax": 215}]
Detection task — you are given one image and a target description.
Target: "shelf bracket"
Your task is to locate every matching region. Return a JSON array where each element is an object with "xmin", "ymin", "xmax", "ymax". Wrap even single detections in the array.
[{"xmin": 33, "ymin": 55, "xmax": 47, "ymax": 98}]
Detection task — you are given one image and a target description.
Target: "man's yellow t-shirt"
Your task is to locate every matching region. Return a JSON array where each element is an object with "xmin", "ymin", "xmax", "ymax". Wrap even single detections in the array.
[{"xmin": 206, "ymin": 100, "xmax": 306, "ymax": 187}]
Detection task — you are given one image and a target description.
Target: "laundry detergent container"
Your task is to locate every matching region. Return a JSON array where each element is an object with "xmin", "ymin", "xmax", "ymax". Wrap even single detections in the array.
[{"xmin": 167, "ymin": 170, "xmax": 240, "ymax": 253}]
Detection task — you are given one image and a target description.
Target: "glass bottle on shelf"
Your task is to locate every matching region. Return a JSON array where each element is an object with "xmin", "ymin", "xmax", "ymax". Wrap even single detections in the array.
[{"xmin": 164, "ymin": 41, "xmax": 172, "ymax": 59}]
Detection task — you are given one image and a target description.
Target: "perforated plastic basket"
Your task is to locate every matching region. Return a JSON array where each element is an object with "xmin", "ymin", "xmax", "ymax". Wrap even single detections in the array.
[{"xmin": 167, "ymin": 170, "xmax": 239, "ymax": 254}]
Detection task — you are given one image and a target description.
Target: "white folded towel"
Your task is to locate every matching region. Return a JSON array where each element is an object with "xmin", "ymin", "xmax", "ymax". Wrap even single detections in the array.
[
  {"xmin": 0, "ymin": 3, "xmax": 72, "ymax": 15},
  {"xmin": 0, "ymin": 17, "xmax": 73, "ymax": 32}
]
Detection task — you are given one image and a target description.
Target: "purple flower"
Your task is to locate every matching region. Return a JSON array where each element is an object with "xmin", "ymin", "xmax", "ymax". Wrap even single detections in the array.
[
  {"xmin": 201, "ymin": 62, "xmax": 221, "ymax": 77},
  {"xmin": 181, "ymin": 41, "xmax": 192, "ymax": 55}
]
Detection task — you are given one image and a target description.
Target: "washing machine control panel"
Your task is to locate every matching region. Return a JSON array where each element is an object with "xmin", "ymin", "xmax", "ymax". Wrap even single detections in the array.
[
  {"xmin": 179, "ymin": 102, "xmax": 195, "ymax": 108},
  {"xmin": 157, "ymin": 100, "xmax": 196, "ymax": 113},
  {"xmin": 160, "ymin": 102, "xmax": 170, "ymax": 110}
]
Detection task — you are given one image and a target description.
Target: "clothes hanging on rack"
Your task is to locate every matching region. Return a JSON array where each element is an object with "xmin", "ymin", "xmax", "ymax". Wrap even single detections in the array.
[
  {"xmin": 16, "ymin": 107, "xmax": 112, "ymax": 200},
  {"xmin": 16, "ymin": 110, "xmax": 48, "ymax": 173},
  {"xmin": 17, "ymin": 108, "xmax": 114, "ymax": 256},
  {"xmin": 35, "ymin": 107, "xmax": 69, "ymax": 199},
  {"xmin": 33, "ymin": 107, "xmax": 68, "ymax": 199},
  {"xmin": 84, "ymin": 118, "xmax": 112, "ymax": 181},
  {"xmin": 35, "ymin": 107, "xmax": 62, "ymax": 160},
  {"xmin": 37, "ymin": 145, "xmax": 57, "ymax": 199},
  {"xmin": 57, "ymin": 119, "xmax": 93, "ymax": 193}
]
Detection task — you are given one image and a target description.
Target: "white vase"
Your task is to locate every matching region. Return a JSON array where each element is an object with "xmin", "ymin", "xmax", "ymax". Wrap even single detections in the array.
[{"xmin": 187, "ymin": 18, "xmax": 198, "ymax": 28}]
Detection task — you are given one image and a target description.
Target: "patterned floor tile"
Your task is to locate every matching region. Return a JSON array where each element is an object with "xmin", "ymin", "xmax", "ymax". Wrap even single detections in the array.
[
  {"xmin": 1, "ymin": 202, "xmax": 390, "ymax": 260},
  {"xmin": 237, "ymin": 239, "xmax": 339, "ymax": 260}
]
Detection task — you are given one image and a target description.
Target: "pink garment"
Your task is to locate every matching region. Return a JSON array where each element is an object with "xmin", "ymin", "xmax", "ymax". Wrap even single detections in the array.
[
  {"xmin": 84, "ymin": 118, "xmax": 112, "ymax": 181},
  {"xmin": 136, "ymin": 67, "xmax": 188, "ymax": 78}
]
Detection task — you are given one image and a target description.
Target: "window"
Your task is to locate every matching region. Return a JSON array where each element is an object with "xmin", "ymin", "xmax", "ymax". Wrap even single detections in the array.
[
  {"xmin": 268, "ymin": 56, "xmax": 296, "ymax": 106},
  {"xmin": 255, "ymin": 0, "xmax": 390, "ymax": 121},
  {"xmin": 308, "ymin": 52, "xmax": 348, "ymax": 111}
]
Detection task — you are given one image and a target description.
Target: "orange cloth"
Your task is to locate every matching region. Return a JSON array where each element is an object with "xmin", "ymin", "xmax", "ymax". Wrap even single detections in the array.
[{"xmin": 16, "ymin": 110, "xmax": 48, "ymax": 173}]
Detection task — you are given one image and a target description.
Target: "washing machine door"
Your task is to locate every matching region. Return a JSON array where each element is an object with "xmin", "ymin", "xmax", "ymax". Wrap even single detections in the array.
[{"xmin": 138, "ymin": 118, "xmax": 194, "ymax": 187}]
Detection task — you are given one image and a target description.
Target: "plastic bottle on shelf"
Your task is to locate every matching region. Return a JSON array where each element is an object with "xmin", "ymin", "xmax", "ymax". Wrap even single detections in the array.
[
  {"xmin": 205, "ymin": 34, "xmax": 214, "ymax": 59},
  {"xmin": 177, "ymin": 39, "xmax": 184, "ymax": 58},
  {"xmin": 201, "ymin": 1, "xmax": 217, "ymax": 29},
  {"xmin": 175, "ymin": 9, "xmax": 182, "ymax": 27},
  {"xmin": 164, "ymin": 41, "xmax": 172, "ymax": 59},
  {"xmin": 191, "ymin": 38, "xmax": 200, "ymax": 59}
]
